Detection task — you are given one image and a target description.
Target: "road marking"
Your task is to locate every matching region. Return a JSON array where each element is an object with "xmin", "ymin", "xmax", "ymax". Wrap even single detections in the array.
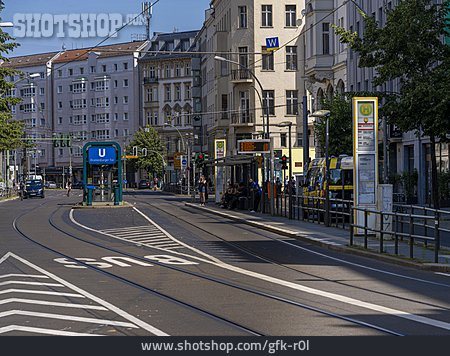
[
  {"xmin": 1, "ymin": 252, "xmax": 169, "ymax": 336},
  {"xmin": 0, "ymin": 310, "xmax": 138, "ymax": 328},
  {"xmin": 435, "ymin": 272, "xmax": 450, "ymax": 277},
  {"xmin": 0, "ymin": 274, "xmax": 49, "ymax": 279},
  {"xmin": 0, "ymin": 325, "xmax": 102, "ymax": 336},
  {"xmin": 72, "ymin": 207, "xmax": 450, "ymax": 330},
  {"xmin": 0, "ymin": 281, "xmax": 64, "ymax": 287},
  {"xmin": 0, "ymin": 289, "xmax": 85, "ymax": 298},
  {"xmin": 0, "ymin": 298, "xmax": 107, "ymax": 310}
]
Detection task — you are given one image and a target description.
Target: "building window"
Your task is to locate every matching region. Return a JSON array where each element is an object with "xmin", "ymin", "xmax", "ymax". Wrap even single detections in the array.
[
  {"xmin": 262, "ymin": 5, "xmax": 273, "ymax": 27},
  {"xmin": 175, "ymin": 64, "xmax": 181, "ymax": 77},
  {"xmin": 68, "ymin": 68, "xmax": 73, "ymax": 76},
  {"xmin": 123, "ymin": 96, "xmax": 128, "ymax": 104},
  {"xmin": 238, "ymin": 47, "xmax": 249, "ymax": 79},
  {"xmin": 286, "ymin": 90, "xmax": 298, "ymax": 115},
  {"xmin": 322, "ymin": 23, "xmax": 330, "ymax": 54},
  {"xmin": 114, "ymin": 96, "xmax": 118, "ymax": 104},
  {"xmin": 90, "ymin": 66, "xmax": 96, "ymax": 73},
  {"xmin": 123, "ymin": 79, "xmax": 129, "ymax": 87},
  {"xmin": 280, "ymin": 133, "xmax": 287, "ymax": 147},
  {"xmin": 58, "ymin": 102, "xmax": 63, "ymax": 109},
  {"xmin": 39, "ymin": 87, "xmax": 45, "ymax": 95},
  {"xmin": 123, "ymin": 62, "xmax": 128, "ymax": 70},
  {"xmin": 165, "ymin": 65, "xmax": 171, "ymax": 78},
  {"xmin": 175, "ymin": 84, "xmax": 181, "ymax": 101},
  {"xmin": 297, "ymin": 133, "xmax": 303, "ymax": 147},
  {"xmin": 114, "ymin": 63, "xmax": 118, "ymax": 71},
  {"xmin": 285, "ymin": 5, "xmax": 296, "ymax": 27},
  {"xmin": 262, "ymin": 47, "xmax": 274, "ymax": 70},
  {"xmin": 165, "ymin": 85, "xmax": 171, "ymax": 101},
  {"xmin": 239, "ymin": 91, "xmax": 250, "ymax": 123},
  {"xmin": 58, "ymin": 70, "xmax": 62, "ymax": 77},
  {"xmin": 58, "ymin": 117, "xmax": 63, "ymax": 125},
  {"xmin": 114, "ymin": 113, "xmax": 118, "ymax": 121},
  {"xmin": 102, "ymin": 65, "xmax": 107, "ymax": 72},
  {"xmin": 185, "ymin": 63, "xmax": 191, "ymax": 76},
  {"xmin": 59, "ymin": 148, "xmax": 63, "ymax": 156},
  {"xmin": 185, "ymin": 83, "xmax": 191, "ymax": 100},
  {"xmin": 239, "ymin": 6, "xmax": 247, "ymax": 28},
  {"xmin": 80, "ymin": 67, "xmax": 84, "ymax": 74},
  {"xmin": 123, "ymin": 112, "xmax": 128, "ymax": 120},
  {"xmin": 57, "ymin": 86, "xmax": 63, "ymax": 94},
  {"xmin": 263, "ymin": 90, "xmax": 275, "ymax": 116},
  {"xmin": 286, "ymin": 46, "xmax": 297, "ymax": 70}
]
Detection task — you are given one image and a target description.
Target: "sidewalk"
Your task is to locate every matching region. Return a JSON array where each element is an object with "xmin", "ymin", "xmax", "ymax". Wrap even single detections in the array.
[{"xmin": 184, "ymin": 202, "xmax": 450, "ymax": 272}]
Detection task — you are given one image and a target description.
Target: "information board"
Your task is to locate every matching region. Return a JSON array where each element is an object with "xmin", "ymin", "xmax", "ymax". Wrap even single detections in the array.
[
  {"xmin": 88, "ymin": 147, "xmax": 117, "ymax": 165},
  {"xmin": 238, "ymin": 139, "xmax": 270, "ymax": 154}
]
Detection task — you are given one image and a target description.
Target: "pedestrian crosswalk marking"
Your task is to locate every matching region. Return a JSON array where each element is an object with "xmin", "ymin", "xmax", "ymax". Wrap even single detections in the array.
[{"xmin": 0, "ymin": 289, "xmax": 85, "ymax": 298}]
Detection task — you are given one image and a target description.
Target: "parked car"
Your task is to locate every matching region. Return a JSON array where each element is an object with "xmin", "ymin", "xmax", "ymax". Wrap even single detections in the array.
[
  {"xmin": 24, "ymin": 180, "xmax": 45, "ymax": 199},
  {"xmin": 45, "ymin": 181, "xmax": 57, "ymax": 189},
  {"xmin": 72, "ymin": 181, "xmax": 84, "ymax": 189},
  {"xmin": 138, "ymin": 180, "xmax": 151, "ymax": 189}
]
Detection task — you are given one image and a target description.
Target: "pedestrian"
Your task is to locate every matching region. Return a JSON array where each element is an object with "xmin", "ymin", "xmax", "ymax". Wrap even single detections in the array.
[
  {"xmin": 198, "ymin": 175, "xmax": 206, "ymax": 206},
  {"xmin": 66, "ymin": 180, "xmax": 72, "ymax": 197},
  {"xmin": 249, "ymin": 179, "xmax": 262, "ymax": 212},
  {"xmin": 19, "ymin": 181, "xmax": 25, "ymax": 201}
]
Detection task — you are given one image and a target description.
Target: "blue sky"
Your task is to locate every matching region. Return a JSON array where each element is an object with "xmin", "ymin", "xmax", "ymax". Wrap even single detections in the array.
[{"xmin": 1, "ymin": 0, "xmax": 211, "ymax": 56}]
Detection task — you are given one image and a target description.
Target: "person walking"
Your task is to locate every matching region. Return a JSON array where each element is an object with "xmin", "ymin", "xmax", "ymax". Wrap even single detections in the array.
[
  {"xmin": 198, "ymin": 175, "xmax": 206, "ymax": 206},
  {"xmin": 66, "ymin": 181, "xmax": 72, "ymax": 197},
  {"xmin": 19, "ymin": 181, "xmax": 25, "ymax": 201}
]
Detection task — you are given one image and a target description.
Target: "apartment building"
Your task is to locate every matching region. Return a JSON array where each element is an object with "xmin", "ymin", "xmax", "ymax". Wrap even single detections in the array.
[
  {"xmin": 2, "ymin": 52, "xmax": 59, "ymax": 181},
  {"xmin": 3, "ymin": 41, "xmax": 149, "ymax": 184},
  {"xmin": 139, "ymin": 31, "xmax": 198, "ymax": 183},
  {"xmin": 198, "ymin": 0, "xmax": 310, "ymax": 179}
]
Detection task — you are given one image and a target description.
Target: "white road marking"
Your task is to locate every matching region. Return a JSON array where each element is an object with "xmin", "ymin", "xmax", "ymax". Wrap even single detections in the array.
[
  {"xmin": 1, "ymin": 252, "xmax": 169, "ymax": 336},
  {"xmin": 0, "ymin": 298, "xmax": 107, "ymax": 310},
  {"xmin": 73, "ymin": 207, "xmax": 450, "ymax": 331},
  {"xmin": 435, "ymin": 272, "xmax": 450, "ymax": 277},
  {"xmin": 0, "ymin": 310, "xmax": 138, "ymax": 328},
  {"xmin": 0, "ymin": 289, "xmax": 85, "ymax": 298},
  {"xmin": 0, "ymin": 274, "xmax": 49, "ymax": 279},
  {"xmin": 0, "ymin": 281, "xmax": 64, "ymax": 287},
  {"xmin": 0, "ymin": 325, "xmax": 102, "ymax": 336}
]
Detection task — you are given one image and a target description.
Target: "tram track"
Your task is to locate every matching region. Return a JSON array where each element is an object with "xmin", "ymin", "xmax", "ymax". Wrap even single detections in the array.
[
  {"xmin": 12, "ymin": 200, "xmax": 403, "ymax": 336},
  {"xmin": 130, "ymin": 193, "xmax": 450, "ymax": 305}
]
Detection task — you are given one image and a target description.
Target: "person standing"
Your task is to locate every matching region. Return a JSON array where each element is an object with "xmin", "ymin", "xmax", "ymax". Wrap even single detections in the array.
[
  {"xmin": 66, "ymin": 181, "xmax": 72, "ymax": 197},
  {"xmin": 19, "ymin": 181, "xmax": 25, "ymax": 201},
  {"xmin": 198, "ymin": 175, "xmax": 206, "ymax": 206}
]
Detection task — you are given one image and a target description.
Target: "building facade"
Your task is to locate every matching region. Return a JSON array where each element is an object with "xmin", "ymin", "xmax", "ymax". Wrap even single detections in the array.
[
  {"xmin": 3, "ymin": 41, "xmax": 149, "ymax": 185},
  {"xmin": 139, "ymin": 31, "xmax": 198, "ymax": 183}
]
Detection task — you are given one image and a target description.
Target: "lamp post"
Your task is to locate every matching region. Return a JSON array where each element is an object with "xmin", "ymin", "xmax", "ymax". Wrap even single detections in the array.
[
  {"xmin": 214, "ymin": 55, "xmax": 273, "ymax": 214},
  {"xmin": 278, "ymin": 122, "xmax": 293, "ymax": 219},
  {"xmin": 164, "ymin": 122, "xmax": 187, "ymax": 192},
  {"xmin": 310, "ymin": 110, "xmax": 331, "ymax": 226}
]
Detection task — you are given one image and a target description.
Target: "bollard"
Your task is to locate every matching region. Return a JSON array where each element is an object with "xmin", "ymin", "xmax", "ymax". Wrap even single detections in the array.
[
  {"xmin": 364, "ymin": 210, "xmax": 368, "ymax": 249},
  {"xmin": 434, "ymin": 211, "xmax": 440, "ymax": 263},
  {"xmin": 349, "ymin": 207, "xmax": 354, "ymax": 246},
  {"xmin": 380, "ymin": 211, "xmax": 384, "ymax": 253},
  {"xmin": 409, "ymin": 214, "xmax": 414, "ymax": 259},
  {"xmin": 394, "ymin": 213, "xmax": 399, "ymax": 255}
]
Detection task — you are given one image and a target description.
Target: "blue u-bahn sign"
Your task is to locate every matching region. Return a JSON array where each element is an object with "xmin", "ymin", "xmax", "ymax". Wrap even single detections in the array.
[{"xmin": 88, "ymin": 146, "xmax": 117, "ymax": 165}]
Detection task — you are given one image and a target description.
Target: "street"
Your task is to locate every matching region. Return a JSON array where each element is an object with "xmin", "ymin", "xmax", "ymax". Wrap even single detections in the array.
[{"xmin": 0, "ymin": 190, "xmax": 449, "ymax": 336}]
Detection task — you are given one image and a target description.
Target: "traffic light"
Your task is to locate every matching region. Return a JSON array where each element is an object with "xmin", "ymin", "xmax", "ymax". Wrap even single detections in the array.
[
  {"xmin": 195, "ymin": 152, "xmax": 204, "ymax": 165},
  {"xmin": 60, "ymin": 134, "xmax": 66, "ymax": 147},
  {"xmin": 66, "ymin": 134, "xmax": 72, "ymax": 147},
  {"xmin": 281, "ymin": 155, "xmax": 288, "ymax": 170}
]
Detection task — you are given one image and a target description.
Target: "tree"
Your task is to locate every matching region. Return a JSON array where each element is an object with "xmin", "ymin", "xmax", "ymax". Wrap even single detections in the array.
[
  {"xmin": 126, "ymin": 126, "xmax": 164, "ymax": 177},
  {"xmin": 0, "ymin": 3, "xmax": 24, "ymax": 152},
  {"xmin": 334, "ymin": 0, "xmax": 450, "ymax": 208},
  {"xmin": 314, "ymin": 94, "xmax": 353, "ymax": 157}
]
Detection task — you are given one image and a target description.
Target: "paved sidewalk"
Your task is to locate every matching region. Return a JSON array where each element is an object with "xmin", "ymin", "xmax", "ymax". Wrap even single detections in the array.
[{"xmin": 185, "ymin": 202, "xmax": 450, "ymax": 272}]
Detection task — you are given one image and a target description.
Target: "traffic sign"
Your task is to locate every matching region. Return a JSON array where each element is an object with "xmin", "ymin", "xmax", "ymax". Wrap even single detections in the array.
[
  {"xmin": 88, "ymin": 147, "xmax": 117, "ymax": 165},
  {"xmin": 266, "ymin": 37, "xmax": 279, "ymax": 51},
  {"xmin": 181, "ymin": 156, "xmax": 187, "ymax": 170}
]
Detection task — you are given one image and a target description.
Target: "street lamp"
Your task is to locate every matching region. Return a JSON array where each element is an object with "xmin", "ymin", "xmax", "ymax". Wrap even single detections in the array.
[
  {"xmin": 309, "ymin": 110, "xmax": 331, "ymax": 226},
  {"xmin": 278, "ymin": 121, "xmax": 293, "ymax": 219}
]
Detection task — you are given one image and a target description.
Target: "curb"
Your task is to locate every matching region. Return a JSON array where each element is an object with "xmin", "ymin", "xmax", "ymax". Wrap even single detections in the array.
[
  {"xmin": 184, "ymin": 202, "xmax": 450, "ymax": 272},
  {"xmin": 0, "ymin": 196, "xmax": 19, "ymax": 204},
  {"xmin": 72, "ymin": 201, "xmax": 133, "ymax": 209}
]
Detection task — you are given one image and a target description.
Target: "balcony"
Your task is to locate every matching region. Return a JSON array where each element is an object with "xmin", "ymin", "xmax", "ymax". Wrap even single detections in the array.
[
  {"xmin": 231, "ymin": 69, "xmax": 253, "ymax": 84},
  {"xmin": 231, "ymin": 112, "xmax": 254, "ymax": 126},
  {"xmin": 143, "ymin": 77, "xmax": 159, "ymax": 85}
]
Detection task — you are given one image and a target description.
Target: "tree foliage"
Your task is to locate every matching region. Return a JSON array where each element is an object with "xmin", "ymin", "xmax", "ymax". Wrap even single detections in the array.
[
  {"xmin": 334, "ymin": 0, "xmax": 450, "ymax": 207},
  {"xmin": 126, "ymin": 126, "xmax": 164, "ymax": 177},
  {"xmin": 314, "ymin": 94, "xmax": 353, "ymax": 157},
  {"xmin": 0, "ymin": 3, "xmax": 24, "ymax": 151}
]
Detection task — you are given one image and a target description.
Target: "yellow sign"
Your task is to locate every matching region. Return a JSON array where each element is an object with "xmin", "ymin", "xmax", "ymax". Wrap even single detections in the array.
[{"xmin": 174, "ymin": 152, "xmax": 182, "ymax": 170}]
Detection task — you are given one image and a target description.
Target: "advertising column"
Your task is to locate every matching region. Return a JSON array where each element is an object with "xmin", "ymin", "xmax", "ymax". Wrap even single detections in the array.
[
  {"xmin": 215, "ymin": 139, "xmax": 226, "ymax": 203},
  {"xmin": 353, "ymin": 98, "xmax": 379, "ymax": 234}
]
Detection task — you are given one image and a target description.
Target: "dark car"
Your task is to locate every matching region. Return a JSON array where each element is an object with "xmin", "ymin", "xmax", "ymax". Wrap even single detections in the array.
[
  {"xmin": 24, "ymin": 180, "xmax": 45, "ymax": 199},
  {"xmin": 138, "ymin": 180, "xmax": 151, "ymax": 189},
  {"xmin": 72, "ymin": 181, "xmax": 84, "ymax": 189}
]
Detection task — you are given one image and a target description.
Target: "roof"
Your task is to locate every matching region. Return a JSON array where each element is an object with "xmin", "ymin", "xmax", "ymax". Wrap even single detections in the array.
[
  {"xmin": 140, "ymin": 30, "xmax": 199, "ymax": 62},
  {"xmin": 53, "ymin": 41, "xmax": 147, "ymax": 64},
  {"xmin": 1, "ymin": 51, "xmax": 59, "ymax": 68}
]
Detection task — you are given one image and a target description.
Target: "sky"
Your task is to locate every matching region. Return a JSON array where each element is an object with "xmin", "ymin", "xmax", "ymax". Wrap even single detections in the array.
[{"xmin": 1, "ymin": 0, "xmax": 211, "ymax": 57}]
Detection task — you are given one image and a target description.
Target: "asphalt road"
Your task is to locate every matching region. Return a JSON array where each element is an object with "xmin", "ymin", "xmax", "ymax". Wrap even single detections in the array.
[{"xmin": 0, "ymin": 189, "xmax": 449, "ymax": 337}]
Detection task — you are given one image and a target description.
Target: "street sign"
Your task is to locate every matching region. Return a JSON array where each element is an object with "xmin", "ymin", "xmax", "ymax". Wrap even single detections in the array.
[
  {"xmin": 266, "ymin": 37, "xmax": 279, "ymax": 51},
  {"xmin": 353, "ymin": 97, "xmax": 379, "ymax": 234},
  {"xmin": 88, "ymin": 147, "xmax": 117, "ymax": 165},
  {"xmin": 181, "ymin": 156, "xmax": 187, "ymax": 170},
  {"xmin": 238, "ymin": 139, "xmax": 270, "ymax": 154},
  {"xmin": 174, "ymin": 152, "xmax": 182, "ymax": 170}
]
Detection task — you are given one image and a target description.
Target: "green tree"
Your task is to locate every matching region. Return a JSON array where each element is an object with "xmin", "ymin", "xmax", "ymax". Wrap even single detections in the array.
[
  {"xmin": 314, "ymin": 94, "xmax": 353, "ymax": 157},
  {"xmin": 334, "ymin": 0, "xmax": 450, "ymax": 208},
  {"xmin": 126, "ymin": 126, "xmax": 164, "ymax": 177},
  {"xmin": 0, "ymin": 3, "xmax": 24, "ymax": 152}
]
